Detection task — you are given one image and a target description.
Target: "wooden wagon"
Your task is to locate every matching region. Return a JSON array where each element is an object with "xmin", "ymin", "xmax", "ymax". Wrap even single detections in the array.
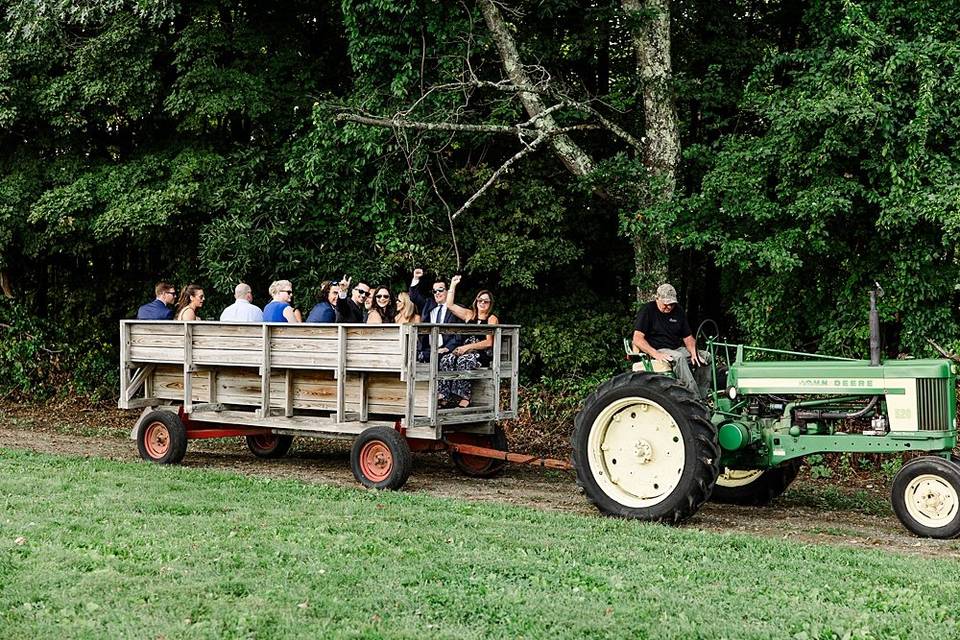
[{"xmin": 118, "ymin": 320, "xmax": 557, "ymax": 487}]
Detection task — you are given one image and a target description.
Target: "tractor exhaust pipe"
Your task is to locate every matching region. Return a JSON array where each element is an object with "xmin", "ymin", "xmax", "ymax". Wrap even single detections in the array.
[{"xmin": 869, "ymin": 282, "xmax": 882, "ymax": 366}]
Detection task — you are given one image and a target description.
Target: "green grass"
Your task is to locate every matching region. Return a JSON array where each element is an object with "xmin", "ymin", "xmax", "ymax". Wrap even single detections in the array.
[
  {"xmin": 1, "ymin": 450, "xmax": 959, "ymax": 639},
  {"xmin": 780, "ymin": 485, "xmax": 893, "ymax": 516}
]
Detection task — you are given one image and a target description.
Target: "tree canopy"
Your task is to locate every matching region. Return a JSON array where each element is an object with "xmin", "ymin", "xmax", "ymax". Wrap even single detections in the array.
[{"xmin": 1, "ymin": 0, "xmax": 958, "ymax": 398}]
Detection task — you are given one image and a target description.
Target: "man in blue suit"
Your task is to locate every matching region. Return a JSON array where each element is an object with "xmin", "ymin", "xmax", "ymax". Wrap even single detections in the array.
[
  {"xmin": 136, "ymin": 281, "xmax": 175, "ymax": 320},
  {"xmin": 409, "ymin": 268, "xmax": 462, "ymax": 361}
]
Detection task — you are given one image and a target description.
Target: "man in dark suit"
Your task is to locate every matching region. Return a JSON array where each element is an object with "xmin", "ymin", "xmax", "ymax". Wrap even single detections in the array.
[
  {"xmin": 336, "ymin": 276, "xmax": 370, "ymax": 323},
  {"xmin": 409, "ymin": 268, "xmax": 462, "ymax": 360}
]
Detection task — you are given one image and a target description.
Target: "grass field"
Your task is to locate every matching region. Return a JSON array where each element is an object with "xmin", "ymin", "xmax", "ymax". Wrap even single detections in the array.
[{"xmin": 2, "ymin": 449, "xmax": 959, "ymax": 639}]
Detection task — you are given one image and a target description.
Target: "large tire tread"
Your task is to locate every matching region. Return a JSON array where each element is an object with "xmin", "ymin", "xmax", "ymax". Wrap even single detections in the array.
[{"xmin": 572, "ymin": 372, "xmax": 720, "ymax": 524}]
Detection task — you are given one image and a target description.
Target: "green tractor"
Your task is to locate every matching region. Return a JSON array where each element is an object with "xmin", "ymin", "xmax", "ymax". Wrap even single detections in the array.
[{"xmin": 572, "ymin": 287, "xmax": 960, "ymax": 538}]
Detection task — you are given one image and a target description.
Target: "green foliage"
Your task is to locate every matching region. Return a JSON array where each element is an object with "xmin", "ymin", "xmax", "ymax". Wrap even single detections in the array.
[
  {"xmin": 806, "ymin": 454, "xmax": 835, "ymax": 480},
  {"xmin": 0, "ymin": 300, "xmax": 116, "ymax": 401},
  {"xmin": 4, "ymin": 449, "xmax": 960, "ymax": 638},
  {"xmin": 676, "ymin": 0, "xmax": 960, "ymax": 355},
  {"xmin": 4, "ymin": 0, "xmax": 960, "ymax": 401}
]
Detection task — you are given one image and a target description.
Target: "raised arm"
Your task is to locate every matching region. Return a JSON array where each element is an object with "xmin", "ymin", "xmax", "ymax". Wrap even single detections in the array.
[
  {"xmin": 446, "ymin": 274, "xmax": 474, "ymax": 321},
  {"xmin": 408, "ymin": 268, "xmax": 427, "ymax": 310}
]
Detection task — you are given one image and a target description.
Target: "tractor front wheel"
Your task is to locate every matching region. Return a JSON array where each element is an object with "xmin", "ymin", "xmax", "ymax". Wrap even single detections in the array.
[
  {"xmin": 572, "ymin": 372, "xmax": 720, "ymax": 523},
  {"xmin": 891, "ymin": 456, "xmax": 960, "ymax": 539},
  {"xmin": 351, "ymin": 427, "xmax": 413, "ymax": 490},
  {"xmin": 246, "ymin": 433, "xmax": 294, "ymax": 459},
  {"xmin": 711, "ymin": 460, "xmax": 802, "ymax": 506},
  {"xmin": 136, "ymin": 410, "xmax": 188, "ymax": 465}
]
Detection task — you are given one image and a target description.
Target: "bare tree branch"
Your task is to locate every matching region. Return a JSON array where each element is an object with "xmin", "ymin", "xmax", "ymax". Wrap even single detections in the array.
[
  {"xmin": 479, "ymin": 0, "xmax": 597, "ymax": 177},
  {"xmin": 451, "ymin": 134, "xmax": 550, "ymax": 220},
  {"xmin": 335, "ymin": 113, "xmax": 518, "ymax": 135}
]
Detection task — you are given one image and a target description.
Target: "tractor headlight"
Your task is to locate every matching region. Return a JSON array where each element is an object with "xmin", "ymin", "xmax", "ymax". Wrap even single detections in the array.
[{"xmin": 727, "ymin": 386, "xmax": 738, "ymax": 400}]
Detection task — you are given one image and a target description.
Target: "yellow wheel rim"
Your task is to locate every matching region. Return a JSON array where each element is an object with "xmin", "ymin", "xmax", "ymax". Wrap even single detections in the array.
[{"xmin": 586, "ymin": 397, "xmax": 685, "ymax": 508}]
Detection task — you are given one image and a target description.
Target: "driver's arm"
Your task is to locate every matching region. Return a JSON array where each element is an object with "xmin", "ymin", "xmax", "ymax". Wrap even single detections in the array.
[
  {"xmin": 683, "ymin": 334, "xmax": 702, "ymax": 365},
  {"xmin": 633, "ymin": 331, "xmax": 671, "ymax": 361}
]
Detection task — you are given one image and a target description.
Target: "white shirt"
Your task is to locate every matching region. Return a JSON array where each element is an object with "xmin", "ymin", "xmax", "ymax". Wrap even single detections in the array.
[
  {"xmin": 220, "ymin": 299, "xmax": 264, "ymax": 322},
  {"xmin": 431, "ymin": 304, "xmax": 446, "ymax": 324}
]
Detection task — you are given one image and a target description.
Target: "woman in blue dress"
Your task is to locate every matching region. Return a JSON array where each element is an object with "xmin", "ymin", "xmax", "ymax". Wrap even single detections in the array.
[{"xmin": 262, "ymin": 280, "xmax": 300, "ymax": 323}]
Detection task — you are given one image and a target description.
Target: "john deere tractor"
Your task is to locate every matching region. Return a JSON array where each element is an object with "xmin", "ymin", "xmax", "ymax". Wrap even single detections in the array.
[{"xmin": 572, "ymin": 287, "xmax": 960, "ymax": 538}]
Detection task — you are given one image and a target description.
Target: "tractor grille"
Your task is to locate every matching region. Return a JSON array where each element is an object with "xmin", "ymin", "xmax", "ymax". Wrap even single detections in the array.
[{"xmin": 917, "ymin": 378, "xmax": 952, "ymax": 431}]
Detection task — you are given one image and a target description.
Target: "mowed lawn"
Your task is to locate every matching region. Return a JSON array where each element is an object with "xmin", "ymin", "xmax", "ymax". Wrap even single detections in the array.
[{"xmin": 1, "ymin": 450, "xmax": 959, "ymax": 640}]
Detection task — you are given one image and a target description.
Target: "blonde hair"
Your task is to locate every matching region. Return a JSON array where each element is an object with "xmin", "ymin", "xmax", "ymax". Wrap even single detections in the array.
[
  {"xmin": 396, "ymin": 292, "xmax": 418, "ymax": 323},
  {"xmin": 268, "ymin": 279, "xmax": 292, "ymax": 298}
]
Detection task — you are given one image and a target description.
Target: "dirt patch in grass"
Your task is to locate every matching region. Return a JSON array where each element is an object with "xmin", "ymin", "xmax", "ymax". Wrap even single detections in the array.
[{"xmin": 1, "ymin": 400, "xmax": 958, "ymax": 559}]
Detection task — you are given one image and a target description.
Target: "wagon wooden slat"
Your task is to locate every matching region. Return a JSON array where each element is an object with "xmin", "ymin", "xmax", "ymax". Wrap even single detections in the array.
[{"xmin": 120, "ymin": 320, "xmax": 533, "ymax": 487}]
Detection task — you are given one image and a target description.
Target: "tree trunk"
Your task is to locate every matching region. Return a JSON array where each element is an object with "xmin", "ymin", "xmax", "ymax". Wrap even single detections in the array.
[
  {"xmin": 0, "ymin": 270, "xmax": 12, "ymax": 298},
  {"xmin": 479, "ymin": 0, "xmax": 595, "ymax": 177},
  {"xmin": 622, "ymin": 0, "xmax": 678, "ymax": 299}
]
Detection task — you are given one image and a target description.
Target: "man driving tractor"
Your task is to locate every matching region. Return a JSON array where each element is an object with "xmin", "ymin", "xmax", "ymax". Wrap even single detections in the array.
[{"xmin": 632, "ymin": 283, "xmax": 712, "ymax": 398}]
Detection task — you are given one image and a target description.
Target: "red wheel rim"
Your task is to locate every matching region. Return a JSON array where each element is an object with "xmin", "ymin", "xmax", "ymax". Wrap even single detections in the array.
[
  {"xmin": 144, "ymin": 422, "xmax": 170, "ymax": 459},
  {"xmin": 449, "ymin": 433, "xmax": 494, "ymax": 472},
  {"xmin": 359, "ymin": 441, "xmax": 393, "ymax": 482},
  {"xmin": 457, "ymin": 452, "xmax": 493, "ymax": 473},
  {"xmin": 251, "ymin": 434, "xmax": 278, "ymax": 450}
]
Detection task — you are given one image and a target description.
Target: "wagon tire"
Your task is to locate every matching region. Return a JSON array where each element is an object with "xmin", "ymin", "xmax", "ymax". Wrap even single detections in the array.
[
  {"xmin": 448, "ymin": 425, "xmax": 508, "ymax": 478},
  {"xmin": 712, "ymin": 460, "xmax": 802, "ymax": 506},
  {"xmin": 351, "ymin": 427, "xmax": 412, "ymax": 490},
  {"xmin": 136, "ymin": 410, "xmax": 188, "ymax": 465},
  {"xmin": 246, "ymin": 434, "xmax": 294, "ymax": 459},
  {"xmin": 572, "ymin": 372, "xmax": 719, "ymax": 523},
  {"xmin": 891, "ymin": 456, "xmax": 960, "ymax": 539}
]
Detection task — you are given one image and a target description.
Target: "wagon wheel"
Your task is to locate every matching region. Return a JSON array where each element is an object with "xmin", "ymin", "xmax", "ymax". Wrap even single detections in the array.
[
  {"xmin": 350, "ymin": 426, "xmax": 413, "ymax": 490},
  {"xmin": 891, "ymin": 456, "xmax": 960, "ymax": 539},
  {"xmin": 136, "ymin": 410, "xmax": 188, "ymax": 465},
  {"xmin": 571, "ymin": 372, "xmax": 719, "ymax": 523},
  {"xmin": 447, "ymin": 425, "xmax": 508, "ymax": 478},
  {"xmin": 246, "ymin": 433, "xmax": 294, "ymax": 459},
  {"xmin": 711, "ymin": 460, "xmax": 802, "ymax": 506}
]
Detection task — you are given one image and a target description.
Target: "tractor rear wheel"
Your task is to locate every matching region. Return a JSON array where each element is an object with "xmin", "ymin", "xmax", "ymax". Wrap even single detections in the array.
[
  {"xmin": 246, "ymin": 433, "xmax": 294, "ymax": 459},
  {"xmin": 712, "ymin": 460, "xmax": 802, "ymax": 506},
  {"xmin": 351, "ymin": 426, "xmax": 413, "ymax": 490},
  {"xmin": 448, "ymin": 425, "xmax": 508, "ymax": 478},
  {"xmin": 891, "ymin": 456, "xmax": 960, "ymax": 539},
  {"xmin": 572, "ymin": 372, "xmax": 720, "ymax": 523},
  {"xmin": 136, "ymin": 410, "xmax": 188, "ymax": 465}
]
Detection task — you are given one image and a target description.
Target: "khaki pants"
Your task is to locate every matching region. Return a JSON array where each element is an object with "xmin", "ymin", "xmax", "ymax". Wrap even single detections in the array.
[{"xmin": 658, "ymin": 347, "xmax": 712, "ymax": 399}]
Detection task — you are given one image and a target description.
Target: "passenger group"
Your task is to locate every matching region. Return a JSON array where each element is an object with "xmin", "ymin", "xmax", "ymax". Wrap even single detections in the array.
[{"xmin": 135, "ymin": 269, "xmax": 498, "ymax": 408}]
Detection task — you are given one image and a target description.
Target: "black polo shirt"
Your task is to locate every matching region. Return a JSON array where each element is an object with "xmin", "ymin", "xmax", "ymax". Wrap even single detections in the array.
[{"xmin": 633, "ymin": 301, "xmax": 692, "ymax": 350}]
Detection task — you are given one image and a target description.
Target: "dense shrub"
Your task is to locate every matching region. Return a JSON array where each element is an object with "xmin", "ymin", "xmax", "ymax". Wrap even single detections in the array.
[{"xmin": 0, "ymin": 300, "xmax": 116, "ymax": 401}]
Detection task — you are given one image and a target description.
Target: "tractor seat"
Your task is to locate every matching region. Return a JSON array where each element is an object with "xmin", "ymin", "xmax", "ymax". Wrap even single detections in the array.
[{"xmin": 622, "ymin": 338, "xmax": 673, "ymax": 373}]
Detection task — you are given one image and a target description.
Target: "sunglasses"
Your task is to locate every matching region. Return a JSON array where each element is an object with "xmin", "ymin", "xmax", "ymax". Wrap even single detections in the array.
[
  {"xmin": 281, "ymin": 290, "xmax": 293, "ymax": 295},
  {"xmin": 432, "ymin": 288, "xmax": 446, "ymax": 294},
  {"xmin": 355, "ymin": 289, "xmax": 370, "ymax": 297},
  {"xmin": 375, "ymin": 294, "xmax": 390, "ymax": 300},
  {"xmin": 477, "ymin": 298, "xmax": 491, "ymax": 304}
]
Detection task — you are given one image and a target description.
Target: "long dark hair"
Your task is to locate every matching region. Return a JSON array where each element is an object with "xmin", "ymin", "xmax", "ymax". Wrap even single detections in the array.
[
  {"xmin": 371, "ymin": 286, "xmax": 396, "ymax": 322},
  {"xmin": 175, "ymin": 284, "xmax": 203, "ymax": 318},
  {"xmin": 471, "ymin": 289, "xmax": 495, "ymax": 322},
  {"xmin": 319, "ymin": 280, "xmax": 336, "ymax": 304}
]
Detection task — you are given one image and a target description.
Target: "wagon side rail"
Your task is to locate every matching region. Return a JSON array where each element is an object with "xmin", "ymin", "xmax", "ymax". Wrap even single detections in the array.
[
  {"xmin": 119, "ymin": 320, "xmax": 520, "ymax": 440},
  {"xmin": 404, "ymin": 323, "xmax": 520, "ymax": 439}
]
